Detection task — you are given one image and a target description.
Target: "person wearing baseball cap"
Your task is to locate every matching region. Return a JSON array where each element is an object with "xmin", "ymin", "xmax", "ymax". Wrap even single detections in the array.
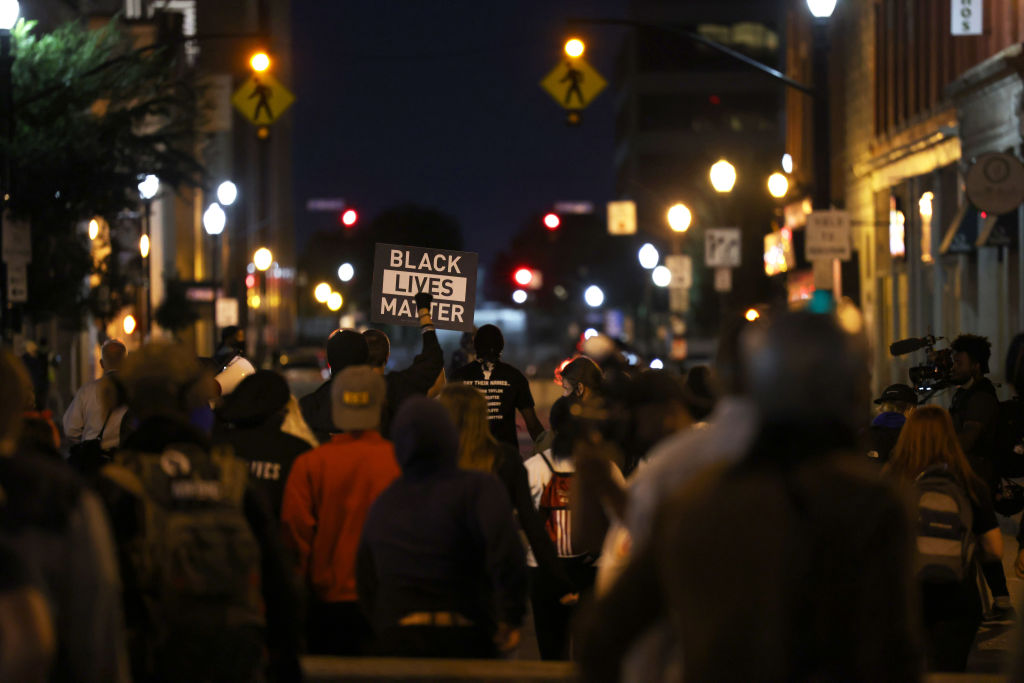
[
  {"xmin": 281, "ymin": 365, "xmax": 400, "ymax": 656},
  {"xmin": 299, "ymin": 329, "xmax": 370, "ymax": 443},
  {"xmin": 863, "ymin": 383, "xmax": 917, "ymax": 464}
]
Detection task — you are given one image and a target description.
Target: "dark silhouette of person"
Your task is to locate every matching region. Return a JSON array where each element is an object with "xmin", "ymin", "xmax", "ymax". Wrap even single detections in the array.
[
  {"xmin": 249, "ymin": 77, "xmax": 273, "ymax": 122},
  {"xmin": 561, "ymin": 62, "xmax": 584, "ymax": 106}
]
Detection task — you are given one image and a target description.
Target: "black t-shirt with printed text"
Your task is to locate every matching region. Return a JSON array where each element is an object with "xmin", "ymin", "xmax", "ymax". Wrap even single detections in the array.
[{"xmin": 451, "ymin": 359, "xmax": 535, "ymax": 448}]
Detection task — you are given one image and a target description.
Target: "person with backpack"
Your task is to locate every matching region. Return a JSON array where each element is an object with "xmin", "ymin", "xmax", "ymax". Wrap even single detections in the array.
[
  {"xmin": 886, "ymin": 405, "xmax": 1003, "ymax": 672},
  {"xmin": 438, "ymin": 385, "xmax": 577, "ymax": 620},
  {"xmin": 96, "ymin": 342, "xmax": 302, "ymax": 682},
  {"xmin": 524, "ymin": 396, "xmax": 623, "ymax": 660}
]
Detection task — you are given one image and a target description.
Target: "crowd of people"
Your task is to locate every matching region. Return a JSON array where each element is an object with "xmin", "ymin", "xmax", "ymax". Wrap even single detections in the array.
[{"xmin": 6, "ymin": 295, "xmax": 1024, "ymax": 681}]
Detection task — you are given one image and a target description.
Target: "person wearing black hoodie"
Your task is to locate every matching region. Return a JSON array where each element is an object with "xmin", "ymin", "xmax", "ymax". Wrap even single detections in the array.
[
  {"xmin": 356, "ymin": 396, "xmax": 527, "ymax": 658},
  {"xmin": 215, "ymin": 370, "xmax": 315, "ymax": 517},
  {"xmin": 299, "ymin": 330, "xmax": 369, "ymax": 443}
]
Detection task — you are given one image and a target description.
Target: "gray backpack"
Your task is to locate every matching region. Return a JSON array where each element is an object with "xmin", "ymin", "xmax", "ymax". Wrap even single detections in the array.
[{"xmin": 914, "ymin": 465, "xmax": 975, "ymax": 583}]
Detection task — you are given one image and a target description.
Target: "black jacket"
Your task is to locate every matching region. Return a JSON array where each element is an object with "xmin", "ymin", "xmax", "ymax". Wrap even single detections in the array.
[
  {"xmin": 381, "ymin": 329, "xmax": 443, "ymax": 437},
  {"xmin": 299, "ymin": 380, "xmax": 335, "ymax": 445}
]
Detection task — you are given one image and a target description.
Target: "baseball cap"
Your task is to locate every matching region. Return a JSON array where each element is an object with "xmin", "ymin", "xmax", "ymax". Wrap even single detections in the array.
[
  {"xmin": 331, "ymin": 365, "xmax": 385, "ymax": 431},
  {"xmin": 874, "ymin": 383, "xmax": 917, "ymax": 405}
]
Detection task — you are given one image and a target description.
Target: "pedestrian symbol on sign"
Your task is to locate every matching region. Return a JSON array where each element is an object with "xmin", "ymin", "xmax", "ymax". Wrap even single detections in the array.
[
  {"xmin": 540, "ymin": 57, "xmax": 607, "ymax": 111},
  {"xmin": 249, "ymin": 77, "xmax": 274, "ymax": 123},
  {"xmin": 560, "ymin": 62, "xmax": 585, "ymax": 106}
]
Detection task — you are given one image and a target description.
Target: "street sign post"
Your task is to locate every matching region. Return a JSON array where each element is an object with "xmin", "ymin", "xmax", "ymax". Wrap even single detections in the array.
[
  {"xmin": 668, "ymin": 286, "xmax": 689, "ymax": 313},
  {"xmin": 705, "ymin": 228, "xmax": 741, "ymax": 268},
  {"xmin": 6, "ymin": 263, "xmax": 26, "ymax": 303},
  {"xmin": 371, "ymin": 243, "xmax": 478, "ymax": 332},
  {"xmin": 540, "ymin": 57, "xmax": 607, "ymax": 110},
  {"xmin": 714, "ymin": 267, "xmax": 732, "ymax": 292},
  {"xmin": 665, "ymin": 254, "xmax": 692, "ymax": 289},
  {"xmin": 232, "ymin": 73, "xmax": 295, "ymax": 126},
  {"xmin": 805, "ymin": 210, "xmax": 851, "ymax": 261},
  {"xmin": 606, "ymin": 200, "xmax": 637, "ymax": 235}
]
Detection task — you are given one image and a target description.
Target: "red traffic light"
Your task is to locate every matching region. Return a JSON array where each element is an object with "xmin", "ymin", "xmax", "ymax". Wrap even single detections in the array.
[
  {"xmin": 543, "ymin": 213, "xmax": 560, "ymax": 230},
  {"xmin": 513, "ymin": 267, "xmax": 534, "ymax": 287},
  {"xmin": 245, "ymin": 274, "xmax": 256, "ymax": 289},
  {"xmin": 341, "ymin": 209, "xmax": 358, "ymax": 227}
]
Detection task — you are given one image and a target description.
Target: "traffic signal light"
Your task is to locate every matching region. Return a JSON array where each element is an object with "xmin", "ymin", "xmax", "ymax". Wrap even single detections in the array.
[
  {"xmin": 513, "ymin": 267, "xmax": 533, "ymax": 287},
  {"xmin": 250, "ymin": 51, "xmax": 271, "ymax": 72},
  {"xmin": 341, "ymin": 209, "xmax": 358, "ymax": 227},
  {"xmin": 543, "ymin": 213, "xmax": 560, "ymax": 230}
]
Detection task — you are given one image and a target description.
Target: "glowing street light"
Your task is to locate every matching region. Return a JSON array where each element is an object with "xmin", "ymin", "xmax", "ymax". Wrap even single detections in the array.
[
  {"xmin": 745, "ymin": 308, "xmax": 761, "ymax": 322},
  {"xmin": 649, "ymin": 358, "xmax": 664, "ymax": 370},
  {"xmin": 88, "ymin": 219, "xmax": 100, "ymax": 240},
  {"xmin": 253, "ymin": 247, "xmax": 273, "ymax": 271},
  {"xmin": 314, "ymin": 282, "xmax": 332, "ymax": 303},
  {"xmin": 781, "ymin": 153, "xmax": 794, "ymax": 174},
  {"xmin": 203, "ymin": 203, "xmax": 226, "ymax": 235},
  {"xmin": 250, "ymin": 51, "xmax": 270, "ymax": 72},
  {"xmin": 139, "ymin": 234, "xmax": 150, "ymax": 258},
  {"xmin": 638, "ymin": 243, "xmax": 659, "ymax": 270},
  {"xmin": 326, "ymin": 291, "xmax": 343, "ymax": 311},
  {"xmin": 667, "ymin": 203, "xmax": 692, "ymax": 233},
  {"xmin": 0, "ymin": 0, "xmax": 19, "ymax": 31},
  {"xmin": 807, "ymin": 0, "xmax": 838, "ymax": 18},
  {"xmin": 123, "ymin": 314, "xmax": 137, "ymax": 335},
  {"xmin": 564, "ymin": 38, "xmax": 585, "ymax": 58},
  {"xmin": 710, "ymin": 159, "xmax": 737, "ymax": 193},
  {"xmin": 216, "ymin": 181, "xmax": 238, "ymax": 206},
  {"xmin": 767, "ymin": 172, "xmax": 789, "ymax": 199},
  {"xmin": 512, "ymin": 289, "xmax": 527, "ymax": 304},
  {"xmin": 138, "ymin": 174, "xmax": 159, "ymax": 200},
  {"xmin": 584, "ymin": 284, "xmax": 604, "ymax": 308},
  {"xmin": 652, "ymin": 265, "xmax": 672, "ymax": 287},
  {"xmin": 337, "ymin": 263, "xmax": 354, "ymax": 282}
]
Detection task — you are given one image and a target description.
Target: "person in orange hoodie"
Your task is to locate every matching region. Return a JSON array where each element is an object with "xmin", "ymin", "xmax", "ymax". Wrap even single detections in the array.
[{"xmin": 280, "ymin": 364, "xmax": 400, "ymax": 656}]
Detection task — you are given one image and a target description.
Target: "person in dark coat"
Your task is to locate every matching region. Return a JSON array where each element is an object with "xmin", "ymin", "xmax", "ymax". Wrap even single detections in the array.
[
  {"xmin": 215, "ymin": 370, "xmax": 314, "ymax": 517},
  {"xmin": 364, "ymin": 292, "xmax": 444, "ymax": 437},
  {"xmin": 299, "ymin": 329, "xmax": 369, "ymax": 443},
  {"xmin": 356, "ymin": 397, "xmax": 527, "ymax": 659},
  {"xmin": 863, "ymin": 383, "xmax": 917, "ymax": 464}
]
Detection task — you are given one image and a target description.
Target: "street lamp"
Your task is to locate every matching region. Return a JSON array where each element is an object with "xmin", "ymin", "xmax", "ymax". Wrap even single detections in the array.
[
  {"xmin": 314, "ymin": 282, "xmax": 331, "ymax": 303},
  {"xmin": 122, "ymin": 314, "xmax": 137, "ymax": 336},
  {"xmin": 512, "ymin": 289, "xmax": 527, "ymax": 304},
  {"xmin": 709, "ymin": 159, "xmax": 737, "ymax": 193},
  {"xmin": 250, "ymin": 51, "xmax": 271, "ymax": 72},
  {"xmin": 652, "ymin": 265, "xmax": 672, "ymax": 288},
  {"xmin": 638, "ymin": 243, "xmax": 659, "ymax": 270},
  {"xmin": 584, "ymin": 285, "xmax": 604, "ymax": 308},
  {"xmin": 138, "ymin": 175, "xmax": 159, "ymax": 201},
  {"xmin": 216, "ymin": 181, "xmax": 237, "ymax": 206},
  {"xmin": 137, "ymin": 175, "xmax": 158, "ymax": 338},
  {"xmin": 139, "ymin": 234, "xmax": 150, "ymax": 259},
  {"xmin": 326, "ymin": 291, "xmax": 343, "ymax": 312},
  {"xmin": 337, "ymin": 262, "xmax": 354, "ymax": 282},
  {"xmin": 806, "ymin": 0, "xmax": 838, "ymax": 18},
  {"xmin": 0, "ymin": 0, "xmax": 18, "ymax": 31},
  {"xmin": 781, "ymin": 154, "xmax": 794, "ymax": 174},
  {"xmin": 88, "ymin": 218, "xmax": 100, "ymax": 241},
  {"xmin": 203, "ymin": 203, "xmax": 226, "ymax": 236},
  {"xmin": 767, "ymin": 172, "xmax": 789, "ymax": 199},
  {"xmin": 253, "ymin": 247, "xmax": 273, "ymax": 272},
  {"xmin": 667, "ymin": 203, "xmax": 692, "ymax": 233}
]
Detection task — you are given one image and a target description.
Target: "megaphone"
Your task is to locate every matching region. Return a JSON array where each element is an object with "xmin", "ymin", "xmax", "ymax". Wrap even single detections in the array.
[{"xmin": 215, "ymin": 355, "xmax": 255, "ymax": 396}]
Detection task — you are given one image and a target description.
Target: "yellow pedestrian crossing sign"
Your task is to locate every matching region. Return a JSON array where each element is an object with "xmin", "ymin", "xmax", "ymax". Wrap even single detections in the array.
[
  {"xmin": 232, "ymin": 73, "xmax": 295, "ymax": 126},
  {"xmin": 540, "ymin": 57, "xmax": 607, "ymax": 110}
]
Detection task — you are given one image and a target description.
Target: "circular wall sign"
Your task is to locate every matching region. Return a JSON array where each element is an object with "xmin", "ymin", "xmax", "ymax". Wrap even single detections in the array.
[{"xmin": 966, "ymin": 152, "xmax": 1024, "ymax": 215}]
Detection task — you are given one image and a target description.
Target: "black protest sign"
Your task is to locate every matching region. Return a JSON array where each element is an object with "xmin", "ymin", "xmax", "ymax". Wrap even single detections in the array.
[{"xmin": 371, "ymin": 243, "xmax": 478, "ymax": 332}]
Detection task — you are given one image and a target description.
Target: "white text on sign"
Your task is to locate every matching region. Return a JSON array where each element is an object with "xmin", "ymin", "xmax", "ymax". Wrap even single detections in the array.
[
  {"xmin": 805, "ymin": 210, "xmax": 852, "ymax": 261},
  {"xmin": 389, "ymin": 249, "xmax": 462, "ymax": 274},
  {"xmin": 380, "ymin": 298, "xmax": 465, "ymax": 324},
  {"xmin": 381, "ymin": 270, "xmax": 467, "ymax": 301}
]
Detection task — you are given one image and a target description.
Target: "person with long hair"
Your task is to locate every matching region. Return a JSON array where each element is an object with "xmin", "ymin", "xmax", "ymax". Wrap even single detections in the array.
[
  {"xmin": 885, "ymin": 405, "xmax": 1003, "ymax": 672},
  {"xmin": 437, "ymin": 384, "xmax": 577, "ymax": 657}
]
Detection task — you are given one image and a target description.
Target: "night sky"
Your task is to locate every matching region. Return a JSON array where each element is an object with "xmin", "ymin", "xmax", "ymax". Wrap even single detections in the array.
[{"xmin": 290, "ymin": 0, "xmax": 628, "ymax": 266}]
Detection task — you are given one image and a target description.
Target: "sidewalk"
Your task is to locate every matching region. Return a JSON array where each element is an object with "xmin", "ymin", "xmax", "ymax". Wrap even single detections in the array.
[{"xmin": 967, "ymin": 517, "xmax": 1023, "ymax": 674}]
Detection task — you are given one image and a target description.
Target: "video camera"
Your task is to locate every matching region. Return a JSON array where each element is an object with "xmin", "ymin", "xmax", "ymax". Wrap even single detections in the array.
[{"xmin": 889, "ymin": 335, "xmax": 953, "ymax": 400}]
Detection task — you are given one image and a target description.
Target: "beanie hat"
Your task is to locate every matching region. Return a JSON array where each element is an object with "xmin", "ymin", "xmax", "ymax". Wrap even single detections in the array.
[
  {"xmin": 327, "ymin": 329, "xmax": 369, "ymax": 372},
  {"xmin": 219, "ymin": 370, "xmax": 291, "ymax": 426},
  {"xmin": 391, "ymin": 396, "xmax": 458, "ymax": 476}
]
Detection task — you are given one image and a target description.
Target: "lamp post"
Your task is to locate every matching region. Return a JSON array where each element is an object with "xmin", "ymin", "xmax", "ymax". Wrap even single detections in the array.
[
  {"xmin": 808, "ymin": 0, "xmax": 835, "ymax": 211},
  {"xmin": 138, "ymin": 174, "xmax": 158, "ymax": 337},
  {"xmin": 0, "ymin": 0, "xmax": 19, "ymax": 341},
  {"xmin": 253, "ymin": 247, "xmax": 272, "ymax": 365}
]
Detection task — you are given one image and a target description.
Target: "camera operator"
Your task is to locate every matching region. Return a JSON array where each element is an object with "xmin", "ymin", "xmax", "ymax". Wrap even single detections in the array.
[{"xmin": 949, "ymin": 333, "xmax": 1013, "ymax": 620}]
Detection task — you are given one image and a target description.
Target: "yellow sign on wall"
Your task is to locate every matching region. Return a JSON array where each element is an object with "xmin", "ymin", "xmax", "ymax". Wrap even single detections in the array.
[
  {"xmin": 232, "ymin": 73, "xmax": 295, "ymax": 126},
  {"xmin": 540, "ymin": 57, "xmax": 607, "ymax": 110}
]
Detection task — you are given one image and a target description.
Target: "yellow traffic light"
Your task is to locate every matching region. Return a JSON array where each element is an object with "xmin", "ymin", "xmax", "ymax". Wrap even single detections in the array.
[
  {"xmin": 564, "ymin": 38, "xmax": 585, "ymax": 59},
  {"xmin": 250, "ymin": 52, "xmax": 271, "ymax": 72}
]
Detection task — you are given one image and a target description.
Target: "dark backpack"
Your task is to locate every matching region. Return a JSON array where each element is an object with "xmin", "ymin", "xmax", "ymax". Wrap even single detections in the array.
[
  {"xmin": 994, "ymin": 397, "xmax": 1024, "ymax": 478},
  {"xmin": 104, "ymin": 442, "xmax": 265, "ymax": 679},
  {"xmin": 538, "ymin": 453, "xmax": 576, "ymax": 557},
  {"xmin": 914, "ymin": 465, "xmax": 975, "ymax": 583}
]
